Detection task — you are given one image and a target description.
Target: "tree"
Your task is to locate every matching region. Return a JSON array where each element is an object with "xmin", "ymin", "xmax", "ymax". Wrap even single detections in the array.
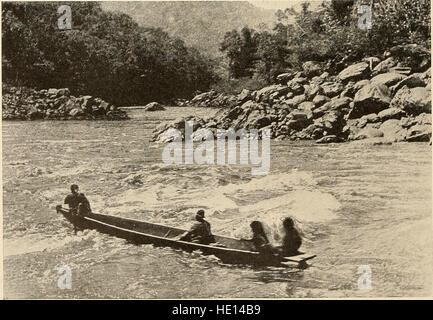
[{"xmin": 220, "ymin": 27, "xmax": 258, "ymax": 78}]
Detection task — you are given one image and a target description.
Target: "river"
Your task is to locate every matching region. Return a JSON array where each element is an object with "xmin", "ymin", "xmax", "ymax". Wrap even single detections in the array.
[{"xmin": 2, "ymin": 107, "xmax": 432, "ymax": 298}]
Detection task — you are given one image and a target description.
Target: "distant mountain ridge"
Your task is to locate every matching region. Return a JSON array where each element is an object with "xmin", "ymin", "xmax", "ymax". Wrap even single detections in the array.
[{"xmin": 101, "ymin": 1, "xmax": 278, "ymax": 58}]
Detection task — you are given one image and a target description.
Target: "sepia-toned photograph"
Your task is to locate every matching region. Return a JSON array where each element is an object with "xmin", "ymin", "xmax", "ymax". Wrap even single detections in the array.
[{"xmin": 1, "ymin": 0, "xmax": 432, "ymax": 300}]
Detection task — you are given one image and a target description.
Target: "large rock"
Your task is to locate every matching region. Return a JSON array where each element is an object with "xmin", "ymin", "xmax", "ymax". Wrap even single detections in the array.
[
  {"xmin": 304, "ymin": 84, "xmax": 324, "ymax": 100},
  {"xmin": 357, "ymin": 113, "xmax": 379, "ymax": 128},
  {"xmin": 286, "ymin": 111, "xmax": 312, "ymax": 130},
  {"xmin": 390, "ymin": 86, "xmax": 431, "ymax": 115},
  {"xmin": 338, "ymin": 62, "xmax": 370, "ymax": 82},
  {"xmin": 316, "ymin": 135, "xmax": 343, "ymax": 144},
  {"xmin": 377, "ymin": 108, "xmax": 406, "ymax": 121},
  {"xmin": 302, "ymin": 61, "xmax": 322, "ymax": 78},
  {"xmin": 353, "ymin": 80, "xmax": 370, "ymax": 91},
  {"xmin": 313, "ymin": 97, "xmax": 352, "ymax": 118},
  {"xmin": 370, "ymin": 72, "xmax": 406, "ymax": 87},
  {"xmin": 348, "ymin": 83, "xmax": 391, "ymax": 119},
  {"xmin": 406, "ymin": 124, "xmax": 432, "ymax": 141},
  {"xmin": 389, "ymin": 44, "xmax": 430, "ymax": 72},
  {"xmin": 372, "ymin": 57, "xmax": 397, "ymax": 75},
  {"xmin": 380, "ymin": 119, "xmax": 407, "ymax": 142},
  {"xmin": 390, "ymin": 74, "xmax": 427, "ymax": 95},
  {"xmin": 354, "ymin": 127, "xmax": 384, "ymax": 140},
  {"xmin": 245, "ymin": 110, "xmax": 271, "ymax": 129},
  {"xmin": 256, "ymin": 85, "xmax": 289, "ymax": 102},
  {"xmin": 144, "ymin": 102, "xmax": 165, "ymax": 111},
  {"xmin": 69, "ymin": 108, "xmax": 84, "ymax": 117},
  {"xmin": 312, "ymin": 95, "xmax": 330, "ymax": 108},
  {"xmin": 321, "ymin": 82, "xmax": 344, "ymax": 98},
  {"xmin": 237, "ymin": 89, "xmax": 251, "ymax": 103},
  {"xmin": 276, "ymin": 72, "xmax": 295, "ymax": 84}
]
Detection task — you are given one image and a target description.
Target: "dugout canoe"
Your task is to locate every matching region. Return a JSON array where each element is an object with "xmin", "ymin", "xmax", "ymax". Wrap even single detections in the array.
[{"xmin": 56, "ymin": 205, "xmax": 316, "ymax": 268}]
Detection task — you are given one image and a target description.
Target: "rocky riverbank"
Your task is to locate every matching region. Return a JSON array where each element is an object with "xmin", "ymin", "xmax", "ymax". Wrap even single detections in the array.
[
  {"xmin": 2, "ymin": 85, "xmax": 129, "ymax": 120},
  {"xmin": 153, "ymin": 44, "xmax": 431, "ymax": 144}
]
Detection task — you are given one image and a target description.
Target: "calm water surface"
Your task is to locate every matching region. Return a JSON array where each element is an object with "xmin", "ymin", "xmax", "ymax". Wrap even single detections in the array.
[{"xmin": 2, "ymin": 107, "xmax": 432, "ymax": 298}]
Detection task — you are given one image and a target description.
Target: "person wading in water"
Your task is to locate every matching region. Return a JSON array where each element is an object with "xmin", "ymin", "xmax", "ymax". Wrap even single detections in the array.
[{"xmin": 178, "ymin": 210, "xmax": 215, "ymax": 244}]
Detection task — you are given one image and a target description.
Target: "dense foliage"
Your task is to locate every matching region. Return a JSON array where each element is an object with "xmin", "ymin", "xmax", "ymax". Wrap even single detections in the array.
[
  {"xmin": 220, "ymin": 0, "xmax": 431, "ymax": 83},
  {"xmin": 2, "ymin": 2, "xmax": 217, "ymax": 105}
]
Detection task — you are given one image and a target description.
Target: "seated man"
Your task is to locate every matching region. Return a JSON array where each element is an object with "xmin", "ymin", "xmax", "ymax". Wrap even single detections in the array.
[
  {"xmin": 178, "ymin": 210, "xmax": 215, "ymax": 244},
  {"xmin": 242, "ymin": 220, "xmax": 279, "ymax": 256},
  {"xmin": 64, "ymin": 184, "xmax": 92, "ymax": 216},
  {"xmin": 278, "ymin": 217, "xmax": 302, "ymax": 256}
]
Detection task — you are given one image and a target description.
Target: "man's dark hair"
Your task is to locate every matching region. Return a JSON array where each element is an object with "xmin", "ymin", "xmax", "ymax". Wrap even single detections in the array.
[
  {"xmin": 283, "ymin": 217, "xmax": 295, "ymax": 229},
  {"xmin": 70, "ymin": 184, "xmax": 79, "ymax": 192}
]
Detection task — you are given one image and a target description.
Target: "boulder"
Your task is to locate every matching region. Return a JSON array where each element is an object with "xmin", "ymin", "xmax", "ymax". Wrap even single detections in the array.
[
  {"xmin": 340, "ymin": 82, "xmax": 357, "ymax": 98},
  {"xmin": 287, "ymin": 79, "xmax": 306, "ymax": 95},
  {"xmin": 144, "ymin": 102, "xmax": 165, "ymax": 111},
  {"xmin": 406, "ymin": 124, "xmax": 432, "ymax": 142},
  {"xmin": 298, "ymin": 101, "xmax": 315, "ymax": 112},
  {"xmin": 348, "ymin": 83, "xmax": 391, "ymax": 119},
  {"xmin": 302, "ymin": 61, "xmax": 322, "ymax": 78},
  {"xmin": 353, "ymin": 80, "xmax": 370, "ymax": 91},
  {"xmin": 313, "ymin": 97, "xmax": 352, "ymax": 118},
  {"xmin": 81, "ymin": 96, "xmax": 94, "ymax": 109},
  {"xmin": 321, "ymin": 82, "xmax": 344, "ymax": 98},
  {"xmin": 69, "ymin": 108, "xmax": 84, "ymax": 117},
  {"xmin": 316, "ymin": 135, "xmax": 343, "ymax": 144},
  {"xmin": 286, "ymin": 111, "xmax": 312, "ymax": 130},
  {"xmin": 56, "ymin": 88, "xmax": 70, "ymax": 97},
  {"xmin": 286, "ymin": 94, "xmax": 306, "ymax": 107},
  {"xmin": 370, "ymin": 72, "xmax": 406, "ymax": 87},
  {"xmin": 377, "ymin": 108, "xmax": 406, "ymax": 121},
  {"xmin": 390, "ymin": 86, "xmax": 431, "ymax": 115},
  {"xmin": 389, "ymin": 44, "xmax": 430, "ymax": 72},
  {"xmin": 380, "ymin": 119, "xmax": 407, "ymax": 142},
  {"xmin": 304, "ymin": 84, "xmax": 324, "ymax": 100},
  {"xmin": 357, "ymin": 113, "xmax": 379, "ymax": 127},
  {"xmin": 47, "ymin": 88, "xmax": 59, "ymax": 96},
  {"xmin": 372, "ymin": 57, "xmax": 397, "ymax": 75},
  {"xmin": 256, "ymin": 85, "xmax": 289, "ymax": 102},
  {"xmin": 192, "ymin": 128, "xmax": 214, "ymax": 142},
  {"xmin": 414, "ymin": 113, "xmax": 432, "ymax": 126},
  {"xmin": 28, "ymin": 107, "xmax": 43, "ymax": 120},
  {"xmin": 312, "ymin": 95, "xmax": 330, "ymax": 108},
  {"xmin": 276, "ymin": 72, "xmax": 295, "ymax": 84},
  {"xmin": 390, "ymin": 74, "xmax": 427, "ymax": 95},
  {"xmin": 338, "ymin": 62, "xmax": 370, "ymax": 82},
  {"xmin": 237, "ymin": 89, "xmax": 251, "ymax": 103},
  {"xmin": 354, "ymin": 127, "xmax": 384, "ymax": 140},
  {"xmin": 245, "ymin": 110, "xmax": 271, "ymax": 129}
]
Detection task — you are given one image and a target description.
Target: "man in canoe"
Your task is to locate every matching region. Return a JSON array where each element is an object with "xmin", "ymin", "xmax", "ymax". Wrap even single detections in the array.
[
  {"xmin": 178, "ymin": 210, "xmax": 215, "ymax": 244},
  {"xmin": 242, "ymin": 221, "xmax": 279, "ymax": 256},
  {"xmin": 64, "ymin": 184, "xmax": 92, "ymax": 216},
  {"xmin": 278, "ymin": 217, "xmax": 302, "ymax": 256}
]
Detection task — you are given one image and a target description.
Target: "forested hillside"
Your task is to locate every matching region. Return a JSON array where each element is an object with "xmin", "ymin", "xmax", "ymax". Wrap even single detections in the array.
[
  {"xmin": 2, "ymin": 1, "xmax": 217, "ymax": 106},
  {"xmin": 101, "ymin": 1, "xmax": 277, "ymax": 58}
]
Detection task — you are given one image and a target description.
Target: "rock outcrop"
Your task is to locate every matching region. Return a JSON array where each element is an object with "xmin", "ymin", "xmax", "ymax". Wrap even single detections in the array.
[
  {"xmin": 2, "ymin": 85, "xmax": 129, "ymax": 120},
  {"xmin": 181, "ymin": 90, "xmax": 238, "ymax": 108},
  {"xmin": 152, "ymin": 45, "xmax": 431, "ymax": 144}
]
